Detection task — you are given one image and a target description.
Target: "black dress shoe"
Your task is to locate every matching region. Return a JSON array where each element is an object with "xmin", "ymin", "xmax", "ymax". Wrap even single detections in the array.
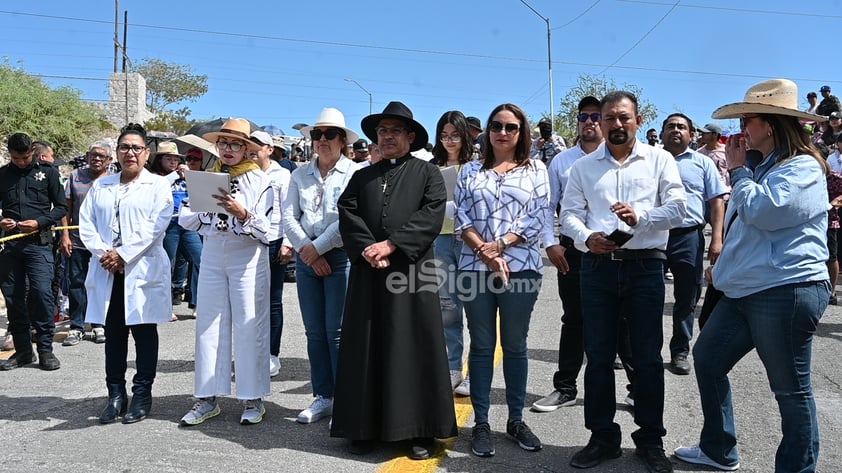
[
  {"xmin": 408, "ymin": 438, "xmax": 436, "ymax": 460},
  {"xmin": 38, "ymin": 351, "xmax": 61, "ymax": 371},
  {"xmin": 0, "ymin": 350, "xmax": 36, "ymax": 371},
  {"xmin": 122, "ymin": 394, "xmax": 152, "ymax": 424},
  {"xmin": 348, "ymin": 439, "xmax": 375, "ymax": 455},
  {"xmin": 670, "ymin": 354, "xmax": 691, "ymax": 375},
  {"xmin": 635, "ymin": 446, "xmax": 674, "ymax": 473},
  {"xmin": 570, "ymin": 440, "xmax": 622, "ymax": 469}
]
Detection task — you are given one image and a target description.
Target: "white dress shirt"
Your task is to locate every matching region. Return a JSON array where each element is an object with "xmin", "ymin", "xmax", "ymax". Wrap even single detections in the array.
[{"xmin": 560, "ymin": 141, "xmax": 687, "ymax": 252}]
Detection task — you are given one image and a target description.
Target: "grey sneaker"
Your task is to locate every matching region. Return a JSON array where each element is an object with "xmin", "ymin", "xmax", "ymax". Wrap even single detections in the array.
[
  {"xmin": 454, "ymin": 375, "xmax": 471, "ymax": 397},
  {"xmin": 180, "ymin": 397, "xmax": 220, "ymax": 426},
  {"xmin": 92, "ymin": 327, "xmax": 106, "ymax": 344},
  {"xmin": 674, "ymin": 445, "xmax": 739, "ymax": 471},
  {"xmin": 532, "ymin": 390, "xmax": 576, "ymax": 412},
  {"xmin": 240, "ymin": 399, "xmax": 265, "ymax": 425},
  {"xmin": 297, "ymin": 396, "xmax": 333, "ymax": 424},
  {"xmin": 62, "ymin": 329, "xmax": 83, "ymax": 346}
]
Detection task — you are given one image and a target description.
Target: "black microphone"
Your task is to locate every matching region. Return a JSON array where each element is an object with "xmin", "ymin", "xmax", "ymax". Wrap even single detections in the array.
[{"xmin": 220, "ymin": 164, "xmax": 231, "ymax": 174}]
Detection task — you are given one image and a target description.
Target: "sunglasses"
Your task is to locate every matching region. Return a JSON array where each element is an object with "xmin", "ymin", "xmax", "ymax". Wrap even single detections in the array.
[
  {"xmin": 577, "ymin": 112, "xmax": 601, "ymax": 123},
  {"xmin": 310, "ymin": 128, "xmax": 344, "ymax": 141},
  {"xmin": 489, "ymin": 121, "xmax": 520, "ymax": 133},
  {"xmin": 739, "ymin": 115, "xmax": 761, "ymax": 129}
]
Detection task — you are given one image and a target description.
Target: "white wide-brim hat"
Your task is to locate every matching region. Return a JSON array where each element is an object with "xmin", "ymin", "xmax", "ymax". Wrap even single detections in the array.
[
  {"xmin": 299, "ymin": 108, "xmax": 359, "ymax": 143},
  {"xmin": 712, "ymin": 79, "xmax": 827, "ymax": 122}
]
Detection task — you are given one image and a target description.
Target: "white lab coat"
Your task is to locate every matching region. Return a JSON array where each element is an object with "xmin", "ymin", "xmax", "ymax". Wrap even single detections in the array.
[{"xmin": 79, "ymin": 169, "xmax": 173, "ymax": 326}]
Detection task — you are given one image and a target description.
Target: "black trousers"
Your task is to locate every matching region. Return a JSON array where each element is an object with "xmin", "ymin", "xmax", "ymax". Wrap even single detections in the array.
[{"xmin": 104, "ymin": 273, "xmax": 159, "ymax": 394}]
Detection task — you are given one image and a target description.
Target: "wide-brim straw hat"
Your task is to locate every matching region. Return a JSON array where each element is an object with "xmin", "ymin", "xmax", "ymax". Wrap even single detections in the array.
[
  {"xmin": 361, "ymin": 101, "xmax": 428, "ymax": 152},
  {"xmin": 299, "ymin": 108, "xmax": 359, "ymax": 144},
  {"xmin": 711, "ymin": 79, "xmax": 827, "ymax": 122},
  {"xmin": 203, "ymin": 118, "xmax": 261, "ymax": 152}
]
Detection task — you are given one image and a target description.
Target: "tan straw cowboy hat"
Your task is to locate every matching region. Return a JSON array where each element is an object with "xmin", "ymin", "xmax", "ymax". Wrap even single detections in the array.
[
  {"xmin": 712, "ymin": 79, "xmax": 827, "ymax": 122},
  {"xmin": 203, "ymin": 118, "xmax": 261, "ymax": 152}
]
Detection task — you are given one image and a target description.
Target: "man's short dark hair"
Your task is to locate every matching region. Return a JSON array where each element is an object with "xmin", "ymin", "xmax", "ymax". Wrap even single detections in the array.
[
  {"xmin": 32, "ymin": 140, "xmax": 52, "ymax": 157},
  {"xmin": 601, "ymin": 91, "xmax": 639, "ymax": 115},
  {"xmin": 646, "ymin": 128, "xmax": 657, "ymax": 135},
  {"xmin": 661, "ymin": 113, "xmax": 694, "ymax": 133},
  {"xmin": 7, "ymin": 133, "xmax": 33, "ymax": 154}
]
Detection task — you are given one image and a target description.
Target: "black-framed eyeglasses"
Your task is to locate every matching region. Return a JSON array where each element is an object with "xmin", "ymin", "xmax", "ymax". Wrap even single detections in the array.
[
  {"xmin": 217, "ymin": 141, "xmax": 245, "ymax": 152},
  {"xmin": 489, "ymin": 121, "xmax": 520, "ymax": 134},
  {"xmin": 374, "ymin": 126, "xmax": 407, "ymax": 137},
  {"xmin": 577, "ymin": 112, "xmax": 601, "ymax": 123},
  {"xmin": 310, "ymin": 129, "xmax": 344, "ymax": 141},
  {"xmin": 116, "ymin": 144, "xmax": 146, "ymax": 153}
]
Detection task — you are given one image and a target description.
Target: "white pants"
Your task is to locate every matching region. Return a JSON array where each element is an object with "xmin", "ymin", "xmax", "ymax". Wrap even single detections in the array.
[{"xmin": 194, "ymin": 234, "xmax": 270, "ymax": 400}]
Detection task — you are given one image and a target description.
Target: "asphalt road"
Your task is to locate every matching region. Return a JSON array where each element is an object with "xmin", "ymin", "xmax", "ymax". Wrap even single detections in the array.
[{"xmin": 0, "ymin": 257, "xmax": 840, "ymax": 473}]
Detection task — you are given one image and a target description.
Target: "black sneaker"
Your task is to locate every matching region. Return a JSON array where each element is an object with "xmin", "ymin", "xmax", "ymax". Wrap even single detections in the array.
[
  {"xmin": 570, "ymin": 440, "xmax": 622, "ymax": 469},
  {"xmin": 471, "ymin": 422, "xmax": 495, "ymax": 457},
  {"xmin": 38, "ymin": 351, "xmax": 61, "ymax": 371},
  {"xmin": 670, "ymin": 354, "xmax": 691, "ymax": 375},
  {"xmin": 635, "ymin": 446, "xmax": 674, "ymax": 473},
  {"xmin": 532, "ymin": 389, "xmax": 576, "ymax": 412},
  {"xmin": 0, "ymin": 350, "xmax": 36, "ymax": 371},
  {"xmin": 506, "ymin": 419, "xmax": 542, "ymax": 452}
]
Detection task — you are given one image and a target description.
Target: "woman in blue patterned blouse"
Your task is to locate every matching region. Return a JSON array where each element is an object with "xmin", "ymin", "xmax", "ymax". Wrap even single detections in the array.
[{"xmin": 455, "ymin": 103, "xmax": 551, "ymax": 458}]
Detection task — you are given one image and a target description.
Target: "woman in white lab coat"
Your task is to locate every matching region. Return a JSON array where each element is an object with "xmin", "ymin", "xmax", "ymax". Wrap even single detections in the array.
[
  {"xmin": 79, "ymin": 123, "xmax": 173, "ymax": 425},
  {"xmin": 178, "ymin": 118, "xmax": 274, "ymax": 426}
]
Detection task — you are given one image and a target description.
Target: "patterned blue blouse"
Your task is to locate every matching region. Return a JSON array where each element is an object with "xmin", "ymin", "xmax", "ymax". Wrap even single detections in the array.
[{"xmin": 454, "ymin": 159, "xmax": 551, "ymax": 273}]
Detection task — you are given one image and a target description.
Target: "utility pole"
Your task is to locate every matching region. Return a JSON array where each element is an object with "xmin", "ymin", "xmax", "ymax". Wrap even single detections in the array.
[
  {"xmin": 520, "ymin": 0, "xmax": 554, "ymax": 125},
  {"xmin": 113, "ymin": 0, "xmax": 119, "ymax": 73}
]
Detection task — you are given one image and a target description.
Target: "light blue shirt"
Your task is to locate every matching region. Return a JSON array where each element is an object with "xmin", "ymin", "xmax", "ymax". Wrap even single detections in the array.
[
  {"xmin": 673, "ymin": 148, "xmax": 728, "ymax": 228},
  {"xmin": 455, "ymin": 160, "xmax": 550, "ymax": 273},
  {"xmin": 282, "ymin": 156, "xmax": 360, "ymax": 255},
  {"xmin": 712, "ymin": 153, "xmax": 829, "ymax": 298}
]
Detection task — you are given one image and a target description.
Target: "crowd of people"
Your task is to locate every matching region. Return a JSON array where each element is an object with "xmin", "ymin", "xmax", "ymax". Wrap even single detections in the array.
[{"xmin": 0, "ymin": 77, "xmax": 839, "ymax": 472}]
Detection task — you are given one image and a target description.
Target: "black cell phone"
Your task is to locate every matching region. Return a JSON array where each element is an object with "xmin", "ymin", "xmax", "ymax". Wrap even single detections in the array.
[{"xmin": 607, "ymin": 229, "xmax": 633, "ymax": 247}]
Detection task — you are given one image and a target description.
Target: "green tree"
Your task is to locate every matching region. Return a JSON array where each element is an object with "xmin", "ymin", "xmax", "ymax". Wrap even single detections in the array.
[
  {"xmin": 144, "ymin": 106, "xmax": 200, "ymax": 136},
  {"xmin": 0, "ymin": 59, "xmax": 106, "ymax": 157},
  {"xmin": 131, "ymin": 58, "xmax": 208, "ymax": 114},
  {"xmin": 553, "ymin": 73, "xmax": 659, "ymax": 143}
]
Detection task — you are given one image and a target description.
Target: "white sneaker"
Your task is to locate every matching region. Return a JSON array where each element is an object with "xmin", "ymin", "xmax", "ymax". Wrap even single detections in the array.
[
  {"xmin": 240, "ymin": 399, "xmax": 266, "ymax": 425},
  {"xmin": 269, "ymin": 355, "xmax": 281, "ymax": 377},
  {"xmin": 297, "ymin": 396, "xmax": 333, "ymax": 424},
  {"xmin": 449, "ymin": 370, "xmax": 463, "ymax": 390},
  {"xmin": 180, "ymin": 397, "xmax": 220, "ymax": 426},
  {"xmin": 674, "ymin": 445, "xmax": 740, "ymax": 471},
  {"xmin": 62, "ymin": 329, "xmax": 82, "ymax": 346},
  {"xmin": 454, "ymin": 375, "xmax": 471, "ymax": 397},
  {"xmin": 92, "ymin": 327, "xmax": 106, "ymax": 344}
]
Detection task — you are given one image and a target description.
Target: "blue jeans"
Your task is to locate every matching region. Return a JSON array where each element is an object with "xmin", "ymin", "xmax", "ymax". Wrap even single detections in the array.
[
  {"xmin": 268, "ymin": 239, "xmax": 288, "ymax": 357},
  {"xmin": 693, "ymin": 281, "xmax": 828, "ymax": 473},
  {"xmin": 666, "ymin": 229, "xmax": 705, "ymax": 357},
  {"xmin": 462, "ymin": 270, "xmax": 542, "ymax": 424},
  {"xmin": 580, "ymin": 254, "xmax": 666, "ymax": 448},
  {"xmin": 0, "ymin": 242, "xmax": 56, "ymax": 352},
  {"xmin": 162, "ymin": 221, "xmax": 202, "ymax": 304},
  {"xmin": 67, "ymin": 248, "xmax": 95, "ymax": 331},
  {"xmin": 434, "ymin": 234, "xmax": 465, "ymax": 371},
  {"xmin": 296, "ymin": 248, "xmax": 350, "ymax": 398}
]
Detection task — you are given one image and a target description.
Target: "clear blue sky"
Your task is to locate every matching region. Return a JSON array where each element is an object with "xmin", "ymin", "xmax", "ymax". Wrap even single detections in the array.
[{"xmin": 1, "ymin": 1, "xmax": 839, "ymax": 141}]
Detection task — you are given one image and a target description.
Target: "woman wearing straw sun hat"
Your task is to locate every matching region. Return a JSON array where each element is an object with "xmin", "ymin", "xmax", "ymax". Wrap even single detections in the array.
[
  {"xmin": 177, "ymin": 118, "xmax": 274, "ymax": 427},
  {"xmin": 674, "ymin": 79, "xmax": 830, "ymax": 473},
  {"xmin": 282, "ymin": 108, "xmax": 361, "ymax": 425}
]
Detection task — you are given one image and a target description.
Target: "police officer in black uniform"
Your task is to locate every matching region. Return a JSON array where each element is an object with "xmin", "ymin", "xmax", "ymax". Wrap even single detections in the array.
[{"xmin": 0, "ymin": 132, "xmax": 67, "ymax": 371}]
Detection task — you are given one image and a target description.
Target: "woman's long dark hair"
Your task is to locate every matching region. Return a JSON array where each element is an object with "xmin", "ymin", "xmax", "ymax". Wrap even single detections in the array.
[
  {"xmin": 760, "ymin": 114, "xmax": 829, "ymax": 174},
  {"xmin": 430, "ymin": 111, "xmax": 473, "ymax": 166},
  {"xmin": 481, "ymin": 103, "xmax": 532, "ymax": 170}
]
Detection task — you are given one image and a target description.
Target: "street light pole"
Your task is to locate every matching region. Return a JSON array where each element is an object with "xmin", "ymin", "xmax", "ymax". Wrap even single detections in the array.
[
  {"xmin": 344, "ymin": 78, "xmax": 373, "ymax": 115},
  {"xmin": 520, "ymin": 0, "xmax": 554, "ymax": 125}
]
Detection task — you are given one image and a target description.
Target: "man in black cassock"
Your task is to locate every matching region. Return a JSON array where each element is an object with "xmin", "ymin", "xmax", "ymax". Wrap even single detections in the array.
[{"xmin": 332, "ymin": 102, "xmax": 457, "ymax": 460}]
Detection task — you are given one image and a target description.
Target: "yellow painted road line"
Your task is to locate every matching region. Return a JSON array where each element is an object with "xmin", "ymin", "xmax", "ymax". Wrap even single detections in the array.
[{"xmin": 377, "ymin": 324, "xmax": 503, "ymax": 473}]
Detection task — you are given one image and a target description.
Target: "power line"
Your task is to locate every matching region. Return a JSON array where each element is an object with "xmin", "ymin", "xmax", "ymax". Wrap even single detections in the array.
[
  {"xmin": 616, "ymin": 0, "xmax": 842, "ymax": 19},
  {"xmin": 551, "ymin": 0, "xmax": 602, "ymax": 30},
  {"xmin": 598, "ymin": 0, "xmax": 680, "ymax": 74}
]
